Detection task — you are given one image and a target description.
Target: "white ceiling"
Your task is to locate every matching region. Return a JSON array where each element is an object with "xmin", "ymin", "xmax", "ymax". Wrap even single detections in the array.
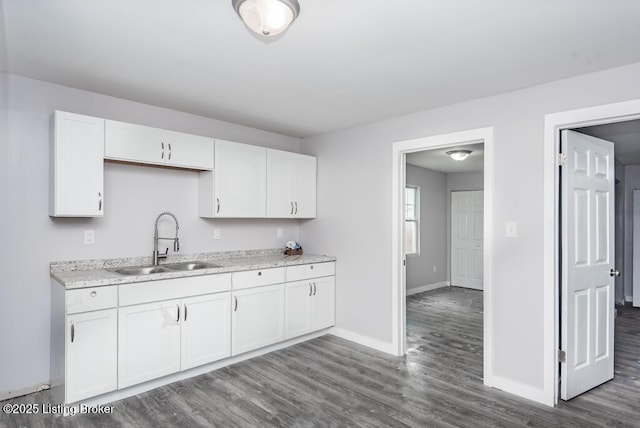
[
  {"xmin": 575, "ymin": 120, "xmax": 640, "ymax": 165},
  {"xmin": 406, "ymin": 143, "xmax": 484, "ymax": 173},
  {"xmin": 2, "ymin": 1, "xmax": 640, "ymax": 138}
]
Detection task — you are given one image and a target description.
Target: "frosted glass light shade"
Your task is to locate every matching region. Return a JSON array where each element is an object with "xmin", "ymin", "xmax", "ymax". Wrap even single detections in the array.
[
  {"xmin": 446, "ymin": 150, "xmax": 472, "ymax": 161},
  {"xmin": 232, "ymin": 0, "xmax": 300, "ymax": 36}
]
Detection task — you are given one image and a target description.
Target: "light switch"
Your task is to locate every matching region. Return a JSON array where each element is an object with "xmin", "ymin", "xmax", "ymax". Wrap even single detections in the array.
[
  {"xmin": 277, "ymin": 228, "xmax": 283, "ymax": 238},
  {"xmin": 506, "ymin": 222, "xmax": 518, "ymax": 238},
  {"xmin": 214, "ymin": 229, "xmax": 221, "ymax": 240},
  {"xmin": 84, "ymin": 230, "xmax": 95, "ymax": 244}
]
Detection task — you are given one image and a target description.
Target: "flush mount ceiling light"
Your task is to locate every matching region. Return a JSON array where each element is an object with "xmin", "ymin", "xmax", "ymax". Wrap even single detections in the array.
[
  {"xmin": 232, "ymin": 0, "xmax": 300, "ymax": 37},
  {"xmin": 446, "ymin": 150, "xmax": 472, "ymax": 161}
]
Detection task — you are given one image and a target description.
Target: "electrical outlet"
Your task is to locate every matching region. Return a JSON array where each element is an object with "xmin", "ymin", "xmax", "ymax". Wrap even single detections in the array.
[
  {"xmin": 84, "ymin": 230, "xmax": 95, "ymax": 244},
  {"xmin": 433, "ymin": 265, "xmax": 437, "ymax": 273},
  {"xmin": 214, "ymin": 229, "xmax": 221, "ymax": 240},
  {"xmin": 277, "ymin": 228, "xmax": 283, "ymax": 238}
]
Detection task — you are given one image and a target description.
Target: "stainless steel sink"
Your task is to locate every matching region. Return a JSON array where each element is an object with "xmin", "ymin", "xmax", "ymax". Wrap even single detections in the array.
[
  {"xmin": 164, "ymin": 261, "xmax": 222, "ymax": 271},
  {"xmin": 109, "ymin": 266, "xmax": 171, "ymax": 275}
]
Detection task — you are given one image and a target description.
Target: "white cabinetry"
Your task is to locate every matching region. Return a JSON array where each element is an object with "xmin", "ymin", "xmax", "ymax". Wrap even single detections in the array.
[
  {"xmin": 105, "ymin": 120, "xmax": 213, "ymax": 170},
  {"xmin": 199, "ymin": 140, "xmax": 267, "ymax": 218},
  {"xmin": 50, "ymin": 111, "xmax": 104, "ymax": 217},
  {"xmin": 50, "ymin": 283, "xmax": 118, "ymax": 404},
  {"xmin": 266, "ymin": 149, "xmax": 316, "ymax": 218},
  {"xmin": 118, "ymin": 300, "xmax": 182, "ymax": 388},
  {"xmin": 232, "ymin": 283, "xmax": 285, "ymax": 355},
  {"xmin": 284, "ymin": 263, "xmax": 335, "ymax": 339},
  {"xmin": 181, "ymin": 293, "xmax": 231, "ymax": 370}
]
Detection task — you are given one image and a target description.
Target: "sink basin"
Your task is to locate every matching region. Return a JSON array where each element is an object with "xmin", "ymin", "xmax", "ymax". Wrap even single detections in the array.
[
  {"xmin": 164, "ymin": 261, "xmax": 222, "ymax": 271},
  {"xmin": 109, "ymin": 266, "xmax": 171, "ymax": 275}
]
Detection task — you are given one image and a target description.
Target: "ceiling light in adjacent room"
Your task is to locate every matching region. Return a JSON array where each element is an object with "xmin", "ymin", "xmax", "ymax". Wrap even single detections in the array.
[
  {"xmin": 446, "ymin": 150, "xmax": 472, "ymax": 161},
  {"xmin": 232, "ymin": 0, "xmax": 300, "ymax": 37}
]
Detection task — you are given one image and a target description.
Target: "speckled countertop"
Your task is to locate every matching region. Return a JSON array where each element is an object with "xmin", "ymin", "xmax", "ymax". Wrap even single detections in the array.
[{"xmin": 51, "ymin": 248, "xmax": 336, "ymax": 290}]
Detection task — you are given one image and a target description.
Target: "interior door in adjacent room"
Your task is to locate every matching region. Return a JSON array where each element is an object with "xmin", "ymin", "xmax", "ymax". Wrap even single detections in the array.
[
  {"xmin": 451, "ymin": 190, "xmax": 484, "ymax": 290},
  {"xmin": 560, "ymin": 129, "xmax": 615, "ymax": 400}
]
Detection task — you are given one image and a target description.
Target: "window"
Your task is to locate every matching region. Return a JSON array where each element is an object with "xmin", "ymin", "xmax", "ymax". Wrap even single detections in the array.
[{"xmin": 404, "ymin": 186, "xmax": 420, "ymax": 255}]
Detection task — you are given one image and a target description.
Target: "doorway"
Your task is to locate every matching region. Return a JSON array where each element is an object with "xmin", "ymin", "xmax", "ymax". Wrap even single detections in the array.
[
  {"xmin": 391, "ymin": 127, "xmax": 496, "ymax": 387},
  {"xmin": 543, "ymin": 99, "xmax": 640, "ymax": 405}
]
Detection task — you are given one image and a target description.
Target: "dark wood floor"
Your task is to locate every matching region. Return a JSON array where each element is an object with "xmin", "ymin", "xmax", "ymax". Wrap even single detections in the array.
[{"xmin": 2, "ymin": 287, "xmax": 639, "ymax": 427}]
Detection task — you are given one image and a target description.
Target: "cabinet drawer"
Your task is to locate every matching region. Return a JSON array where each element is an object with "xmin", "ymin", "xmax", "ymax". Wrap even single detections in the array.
[
  {"xmin": 232, "ymin": 267, "xmax": 285, "ymax": 290},
  {"xmin": 66, "ymin": 286, "xmax": 117, "ymax": 314},
  {"xmin": 119, "ymin": 274, "xmax": 231, "ymax": 306},
  {"xmin": 286, "ymin": 262, "xmax": 335, "ymax": 282}
]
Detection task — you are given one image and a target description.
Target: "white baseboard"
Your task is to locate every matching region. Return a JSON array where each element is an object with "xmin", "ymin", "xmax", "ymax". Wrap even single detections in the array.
[
  {"xmin": 329, "ymin": 327, "xmax": 396, "ymax": 355},
  {"xmin": 406, "ymin": 281, "xmax": 449, "ymax": 296},
  {"xmin": 0, "ymin": 382, "xmax": 50, "ymax": 401},
  {"xmin": 485, "ymin": 374, "xmax": 552, "ymax": 407},
  {"xmin": 625, "ymin": 295, "xmax": 633, "ymax": 302}
]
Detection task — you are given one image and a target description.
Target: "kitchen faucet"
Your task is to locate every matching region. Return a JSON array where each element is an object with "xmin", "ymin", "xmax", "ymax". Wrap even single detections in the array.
[{"xmin": 153, "ymin": 211, "xmax": 180, "ymax": 265}]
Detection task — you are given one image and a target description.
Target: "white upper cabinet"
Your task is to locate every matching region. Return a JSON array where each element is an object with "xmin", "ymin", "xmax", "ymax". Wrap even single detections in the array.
[
  {"xmin": 199, "ymin": 140, "xmax": 267, "ymax": 218},
  {"xmin": 50, "ymin": 111, "xmax": 105, "ymax": 217},
  {"xmin": 104, "ymin": 120, "xmax": 213, "ymax": 170},
  {"xmin": 266, "ymin": 149, "xmax": 316, "ymax": 218}
]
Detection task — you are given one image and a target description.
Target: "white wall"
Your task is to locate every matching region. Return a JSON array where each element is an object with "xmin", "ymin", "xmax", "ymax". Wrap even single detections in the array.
[
  {"xmin": 623, "ymin": 164, "xmax": 640, "ymax": 301},
  {"xmin": 405, "ymin": 165, "xmax": 447, "ymax": 291},
  {"xmin": 299, "ymin": 61, "xmax": 640, "ymax": 400},
  {"xmin": 0, "ymin": 73, "xmax": 301, "ymax": 397}
]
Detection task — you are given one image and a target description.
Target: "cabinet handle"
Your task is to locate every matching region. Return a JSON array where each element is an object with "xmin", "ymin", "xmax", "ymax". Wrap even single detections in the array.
[
  {"xmin": 258, "ymin": 271, "xmax": 262, "ymax": 276},
  {"xmin": 177, "ymin": 304, "xmax": 180, "ymax": 323},
  {"xmin": 309, "ymin": 283, "xmax": 313, "ymax": 296},
  {"xmin": 216, "ymin": 198, "xmax": 220, "ymax": 214},
  {"xmin": 294, "ymin": 202, "xmax": 298, "ymax": 215},
  {"xmin": 98, "ymin": 192, "xmax": 102, "ymax": 211},
  {"xmin": 168, "ymin": 143, "xmax": 172, "ymax": 160},
  {"xmin": 290, "ymin": 202, "xmax": 294, "ymax": 215},
  {"xmin": 90, "ymin": 291, "xmax": 97, "ymax": 297},
  {"xmin": 161, "ymin": 142, "xmax": 165, "ymax": 160},
  {"xmin": 234, "ymin": 296, "xmax": 238, "ymax": 312},
  {"xmin": 71, "ymin": 323, "xmax": 75, "ymax": 343},
  {"xmin": 313, "ymin": 282, "xmax": 317, "ymax": 296},
  {"xmin": 184, "ymin": 304, "xmax": 188, "ymax": 321}
]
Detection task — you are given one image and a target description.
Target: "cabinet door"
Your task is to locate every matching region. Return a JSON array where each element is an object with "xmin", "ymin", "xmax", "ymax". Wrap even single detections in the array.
[
  {"xmin": 284, "ymin": 280, "xmax": 312, "ymax": 339},
  {"xmin": 105, "ymin": 120, "xmax": 164, "ymax": 165},
  {"xmin": 266, "ymin": 149, "xmax": 296, "ymax": 218},
  {"xmin": 66, "ymin": 309, "xmax": 117, "ymax": 403},
  {"xmin": 311, "ymin": 276, "xmax": 335, "ymax": 330},
  {"xmin": 294, "ymin": 154, "xmax": 317, "ymax": 218},
  {"xmin": 118, "ymin": 300, "xmax": 181, "ymax": 388},
  {"xmin": 51, "ymin": 111, "xmax": 104, "ymax": 217},
  {"xmin": 232, "ymin": 284, "xmax": 284, "ymax": 355},
  {"xmin": 215, "ymin": 140, "xmax": 267, "ymax": 217},
  {"xmin": 164, "ymin": 130, "xmax": 214, "ymax": 170},
  {"xmin": 181, "ymin": 293, "xmax": 231, "ymax": 370}
]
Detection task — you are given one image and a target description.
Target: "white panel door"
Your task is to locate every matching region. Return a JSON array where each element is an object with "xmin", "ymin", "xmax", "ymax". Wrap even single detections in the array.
[
  {"xmin": 310, "ymin": 276, "xmax": 335, "ymax": 330},
  {"xmin": 267, "ymin": 149, "xmax": 297, "ymax": 218},
  {"xmin": 118, "ymin": 300, "xmax": 181, "ymax": 388},
  {"xmin": 231, "ymin": 284, "xmax": 284, "ymax": 355},
  {"xmin": 66, "ymin": 309, "xmax": 117, "ymax": 403},
  {"xmin": 104, "ymin": 120, "xmax": 165, "ymax": 164},
  {"xmin": 284, "ymin": 280, "xmax": 313, "ymax": 338},
  {"xmin": 294, "ymin": 154, "xmax": 317, "ymax": 218},
  {"xmin": 451, "ymin": 191, "xmax": 484, "ymax": 290},
  {"xmin": 561, "ymin": 129, "xmax": 615, "ymax": 400},
  {"xmin": 181, "ymin": 293, "xmax": 231, "ymax": 370},
  {"xmin": 215, "ymin": 140, "xmax": 267, "ymax": 217},
  {"xmin": 51, "ymin": 111, "xmax": 104, "ymax": 217},
  {"xmin": 164, "ymin": 130, "xmax": 214, "ymax": 170}
]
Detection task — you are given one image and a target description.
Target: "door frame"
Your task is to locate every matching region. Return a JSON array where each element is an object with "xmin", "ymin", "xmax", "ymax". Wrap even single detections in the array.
[
  {"xmin": 543, "ymin": 99, "xmax": 640, "ymax": 405},
  {"xmin": 391, "ymin": 126, "xmax": 495, "ymax": 386}
]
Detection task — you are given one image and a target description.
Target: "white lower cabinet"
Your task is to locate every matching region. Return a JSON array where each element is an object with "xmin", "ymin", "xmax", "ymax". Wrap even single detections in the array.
[
  {"xmin": 118, "ymin": 300, "xmax": 182, "ymax": 389},
  {"xmin": 232, "ymin": 284, "xmax": 285, "ymax": 355},
  {"xmin": 181, "ymin": 293, "xmax": 231, "ymax": 370},
  {"xmin": 66, "ymin": 309, "xmax": 118, "ymax": 403},
  {"xmin": 285, "ymin": 276, "xmax": 335, "ymax": 339}
]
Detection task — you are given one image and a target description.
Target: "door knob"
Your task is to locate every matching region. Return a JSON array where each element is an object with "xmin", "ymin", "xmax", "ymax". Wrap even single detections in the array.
[{"xmin": 610, "ymin": 268, "xmax": 621, "ymax": 277}]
